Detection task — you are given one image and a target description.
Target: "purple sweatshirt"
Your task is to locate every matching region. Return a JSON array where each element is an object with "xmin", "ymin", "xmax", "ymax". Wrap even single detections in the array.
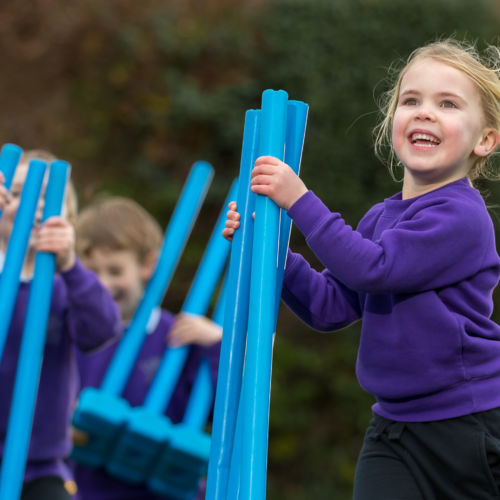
[
  {"xmin": 282, "ymin": 178, "xmax": 500, "ymax": 422},
  {"xmin": 0, "ymin": 258, "xmax": 121, "ymax": 483},
  {"xmin": 73, "ymin": 308, "xmax": 221, "ymax": 500}
]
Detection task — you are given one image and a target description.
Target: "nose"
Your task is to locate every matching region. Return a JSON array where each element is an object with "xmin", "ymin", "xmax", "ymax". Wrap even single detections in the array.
[{"xmin": 415, "ymin": 103, "xmax": 436, "ymax": 122}]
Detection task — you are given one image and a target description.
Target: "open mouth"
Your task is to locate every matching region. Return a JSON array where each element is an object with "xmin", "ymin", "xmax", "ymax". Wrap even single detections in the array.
[
  {"xmin": 112, "ymin": 290, "xmax": 126, "ymax": 302},
  {"xmin": 410, "ymin": 133, "xmax": 441, "ymax": 147}
]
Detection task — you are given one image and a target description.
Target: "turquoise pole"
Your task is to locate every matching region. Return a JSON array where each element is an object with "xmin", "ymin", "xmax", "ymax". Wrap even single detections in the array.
[
  {"xmin": 239, "ymin": 89, "xmax": 288, "ymax": 500},
  {"xmin": 0, "ymin": 143, "xmax": 22, "ymax": 220},
  {"xmin": 0, "ymin": 160, "xmax": 46, "ymax": 362},
  {"xmin": 143, "ymin": 179, "xmax": 237, "ymax": 414},
  {"xmin": 101, "ymin": 161, "xmax": 214, "ymax": 396},
  {"xmin": 206, "ymin": 109, "xmax": 260, "ymax": 500},
  {"xmin": 274, "ymin": 100, "xmax": 309, "ymax": 321},
  {"xmin": 0, "ymin": 161, "xmax": 69, "ymax": 500}
]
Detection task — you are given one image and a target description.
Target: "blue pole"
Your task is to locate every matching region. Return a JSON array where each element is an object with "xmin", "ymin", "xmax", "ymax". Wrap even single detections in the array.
[
  {"xmin": 240, "ymin": 89, "xmax": 288, "ymax": 500},
  {"xmin": 182, "ymin": 271, "xmax": 228, "ymax": 430},
  {"xmin": 101, "ymin": 161, "xmax": 214, "ymax": 396},
  {"xmin": 206, "ymin": 109, "xmax": 260, "ymax": 500},
  {"xmin": 0, "ymin": 160, "xmax": 46, "ymax": 362},
  {"xmin": 274, "ymin": 100, "xmax": 309, "ymax": 321},
  {"xmin": 0, "ymin": 161, "xmax": 69, "ymax": 500},
  {"xmin": 143, "ymin": 179, "xmax": 237, "ymax": 414},
  {"xmin": 0, "ymin": 143, "xmax": 22, "ymax": 220}
]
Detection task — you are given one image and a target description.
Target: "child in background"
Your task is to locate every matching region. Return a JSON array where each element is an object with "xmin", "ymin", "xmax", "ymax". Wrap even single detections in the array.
[
  {"xmin": 0, "ymin": 149, "xmax": 121, "ymax": 500},
  {"xmin": 224, "ymin": 39, "xmax": 500, "ymax": 499},
  {"xmin": 73, "ymin": 196, "xmax": 222, "ymax": 500}
]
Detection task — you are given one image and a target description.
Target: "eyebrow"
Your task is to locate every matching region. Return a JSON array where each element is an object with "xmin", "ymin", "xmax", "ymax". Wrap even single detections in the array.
[{"xmin": 399, "ymin": 89, "xmax": 467, "ymax": 103}]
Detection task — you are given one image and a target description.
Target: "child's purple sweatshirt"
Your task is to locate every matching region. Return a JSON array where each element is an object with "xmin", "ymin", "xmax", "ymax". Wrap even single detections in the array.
[
  {"xmin": 73, "ymin": 308, "xmax": 221, "ymax": 500},
  {"xmin": 0, "ymin": 259, "xmax": 121, "ymax": 483},
  {"xmin": 282, "ymin": 178, "xmax": 500, "ymax": 422}
]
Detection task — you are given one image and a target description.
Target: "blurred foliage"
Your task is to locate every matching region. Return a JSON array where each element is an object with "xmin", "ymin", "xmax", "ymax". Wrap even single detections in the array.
[{"xmin": 0, "ymin": 0, "xmax": 499, "ymax": 498}]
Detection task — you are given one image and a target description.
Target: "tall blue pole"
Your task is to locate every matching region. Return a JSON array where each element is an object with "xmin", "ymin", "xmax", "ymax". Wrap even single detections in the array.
[
  {"xmin": 0, "ymin": 161, "xmax": 69, "ymax": 500},
  {"xmin": 101, "ymin": 161, "xmax": 214, "ymax": 396},
  {"xmin": 143, "ymin": 179, "xmax": 237, "ymax": 414},
  {"xmin": 206, "ymin": 109, "xmax": 260, "ymax": 500},
  {"xmin": 239, "ymin": 89, "xmax": 288, "ymax": 500},
  {"xmin": 0, "ymin": 160, "xmax": 46, "ymax": 362},
  {"xmin": 274, "ymin": 100, "xmax": 309, "ymax": 321},
  {"xmin": 0, "ymin": 143, "xmax": 22, "ymax": 220}
]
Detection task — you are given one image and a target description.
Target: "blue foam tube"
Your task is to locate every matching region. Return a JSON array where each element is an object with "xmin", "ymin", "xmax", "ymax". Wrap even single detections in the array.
[
  {"xmin": 0, "ymin": 160, "xmax": 46, "ymax": 362},
  {"xmin": 105, "ymin": 181, "xmax": 236, "ymax": 484},
  {"xmin": 205, "ymin": 109, "xmax": 260, "ymax": 500},
  {"xmin": 71, "ymin": 161, "xmax": 214, "ymax": 469},
  {"xmin": 101, "ymin": 161, "xmax": 214, "ymax": 396},
  {"xmin": 239, "ymin": 89, "xmax": 288, "ymax": 500},
  {"xmin": 146, "ymin": 281, "xmax": 228, "ymax": 498},
  {"xmin": 0, "ymin": 161, "xmax": 69, "ymax": 500},
  {"xmin": 182, "ymin": 359, "xmax": 213, "ymax": 430},
  {"xmin": 143, "ymin": 178, "xmax": 237, "ymax": 414},
  {"xmin": 0, "ymin": 144, "xmax": 22, "ymax": 220},
  {"xmin": 274, "ymin": 100, "xmax": 309, "ymax": 321}
]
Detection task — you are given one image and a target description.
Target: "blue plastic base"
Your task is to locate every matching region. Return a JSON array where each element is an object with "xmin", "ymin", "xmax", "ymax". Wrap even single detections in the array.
[
  {"xmin": 148, "ymin": 473, "xmax": 199, "ymax": 500},
  {"xmin": 70, "ymin": 388, "xmax": 130, "ymax": 468},
  {"xmin": 147, "ymin": 426, "xmax": 210, "ymax": 496},
  {"xmin": 106, "ymin": 407, "xmax": 173, "ymax": 484}
]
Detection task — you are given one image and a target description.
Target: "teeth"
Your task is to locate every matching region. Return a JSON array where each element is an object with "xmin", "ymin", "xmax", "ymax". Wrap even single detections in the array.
[{"xmin": 411, "ymin": 133, "xmax": 440, "ymax": 144}]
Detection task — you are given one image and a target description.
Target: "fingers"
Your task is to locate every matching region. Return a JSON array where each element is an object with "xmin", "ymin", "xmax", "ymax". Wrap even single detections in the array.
[
  {"xmin": 36, "ymin": 217, "xmax": 76, "ymax": 270},
  {"xmin": 168, "ymin": 313, "xmax": 222, "ymax": 347},
  {"xmin": 254, "ymin": 155, "xmax": 282, "ymax": 167}
]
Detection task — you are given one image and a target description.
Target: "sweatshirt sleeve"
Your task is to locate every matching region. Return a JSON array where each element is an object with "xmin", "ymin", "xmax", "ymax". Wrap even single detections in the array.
[
  {"xmin": 282, "ymin": 250, "xmax": 362, "ymax": 331},
  {"xmin": 60, "ymin": 258, "xmax": 121, "ymax": 351},
  {"xmin": 288, "ymin": 190, "xmax": 493, "ymax": 294}
]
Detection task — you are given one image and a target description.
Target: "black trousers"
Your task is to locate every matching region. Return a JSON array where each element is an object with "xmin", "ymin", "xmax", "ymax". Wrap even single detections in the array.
[
  {"xmin": 353, "ymin": 408, "xmax": 500, "ymax": 500},
  {"xmin": 21, "ymin": 475, "xmax": 73, "ymax": 500}
]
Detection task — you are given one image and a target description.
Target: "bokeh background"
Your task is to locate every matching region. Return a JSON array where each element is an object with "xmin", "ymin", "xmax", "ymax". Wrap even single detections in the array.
[{"xmin": 1, "ymin": 1, "xmax": 500, "ymax": 498}]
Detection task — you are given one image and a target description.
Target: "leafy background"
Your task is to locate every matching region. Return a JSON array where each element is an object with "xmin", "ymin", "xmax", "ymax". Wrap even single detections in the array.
[{"xmin": 1, "ymin": 1, "xmax": 499, "ymax": 498}]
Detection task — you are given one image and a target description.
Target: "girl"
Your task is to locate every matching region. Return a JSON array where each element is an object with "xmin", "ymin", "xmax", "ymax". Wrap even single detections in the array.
[
  {"xmin": 0, "ymin": 150, "xmax": 121, "ymax": 500},
  {"xmin": 224, "ymin": 39, "xmax": 500, "ymax": 499}
]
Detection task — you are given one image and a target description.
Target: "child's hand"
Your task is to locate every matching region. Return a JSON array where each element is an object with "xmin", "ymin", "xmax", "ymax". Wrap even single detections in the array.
[
  {"xmin": 251, "ymin": 156, "xmax": 308, "ymax": 210},
  {"xmin": 222, "ymin": 201, "xmax": 240, "ymax": 242},
  {"xmin": 71, "ymin": 426, "xmax": 89, "ymax": 446},
  {"xmin": 35, "ymin": 216, "xmax": 76, "ymax": 271},
  {"xmin": 0, "ymin": 172, "xmax": 9, "ymax": 211},
  {"xmin": 167, "ymin": 313, "xmax": 223, "ymax": 348}
]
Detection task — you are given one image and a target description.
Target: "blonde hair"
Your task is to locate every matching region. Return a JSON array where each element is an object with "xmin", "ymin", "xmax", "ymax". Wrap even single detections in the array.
[
  {"xmin": 76, "ymin": 197, "xmax": 163, "ymax": 263},
  {"xmin": 374, "ymin": 38, "xmax": 500, "ymax": 181},
  {"xmin": 20, "ymin": 149, "xmax": 78, "ymax": 225}
]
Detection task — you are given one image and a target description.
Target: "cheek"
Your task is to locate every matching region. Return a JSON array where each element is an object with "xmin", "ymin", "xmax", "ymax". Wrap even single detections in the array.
[{"xmin": 391, "ymin": 116, "xmax": 406, "ymax": 156}]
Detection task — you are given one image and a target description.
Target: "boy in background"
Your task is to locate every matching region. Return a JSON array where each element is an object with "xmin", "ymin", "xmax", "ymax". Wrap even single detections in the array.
[{"xmin": 73, "ymin": 196, "xmax": 222, "ymax": 500}]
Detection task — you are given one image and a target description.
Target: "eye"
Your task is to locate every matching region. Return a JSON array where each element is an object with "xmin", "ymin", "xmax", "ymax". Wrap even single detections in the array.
[
  {"xmin": 440, "ymin": 100, "xmax": 457, "ymax": 109},
  {"xmin": 108, "ymin": 266, "xmax": 123, "ymax": 277},
  {"xmin": 402, "ymin": 97, "xmax": 418, "ymax": 106}
]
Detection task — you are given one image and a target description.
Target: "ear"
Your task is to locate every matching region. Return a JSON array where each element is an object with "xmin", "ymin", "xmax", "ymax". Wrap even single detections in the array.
[
  {"xmin": 474, "ymin": 128, "xmax": 500, "ymax": 157},
  {"xmin": 140, "ymin": 251, "xmax": 157, "ymax": 282}
]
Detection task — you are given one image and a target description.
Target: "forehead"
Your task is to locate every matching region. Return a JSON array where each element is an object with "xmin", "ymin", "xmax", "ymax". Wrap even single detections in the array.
[
  {"xmin": 11, "ymin": 161, "xmax": 50, "ymax": 188},
  {"xmin": 11, "ymin": 162, "xmax": 29, "ymax": 186},
  {"xmin": 400, "ymin": 58, "xmax": 480, "ymax": 100},
  {"xmin": 87, "ymin": 247, "xmax": 140, "ymax": 268}
]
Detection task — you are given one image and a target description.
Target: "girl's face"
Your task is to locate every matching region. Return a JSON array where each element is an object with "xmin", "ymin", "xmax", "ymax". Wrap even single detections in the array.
[
  {"xmin": 0, "ymin": 162, "xmax": 44, "ymax": 248},
  {"xmin": 392, "ymin": 58, "xmax": 492, "ymax": 188},
  {"xmin": 82, "ymin": 247, "xmax": 150, "ymax": 322}
]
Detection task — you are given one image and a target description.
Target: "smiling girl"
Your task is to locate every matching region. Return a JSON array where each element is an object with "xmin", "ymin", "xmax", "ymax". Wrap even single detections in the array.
[{"xmin": 224, "ymin": 39, "xmax": 500, "ymax": 499}]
